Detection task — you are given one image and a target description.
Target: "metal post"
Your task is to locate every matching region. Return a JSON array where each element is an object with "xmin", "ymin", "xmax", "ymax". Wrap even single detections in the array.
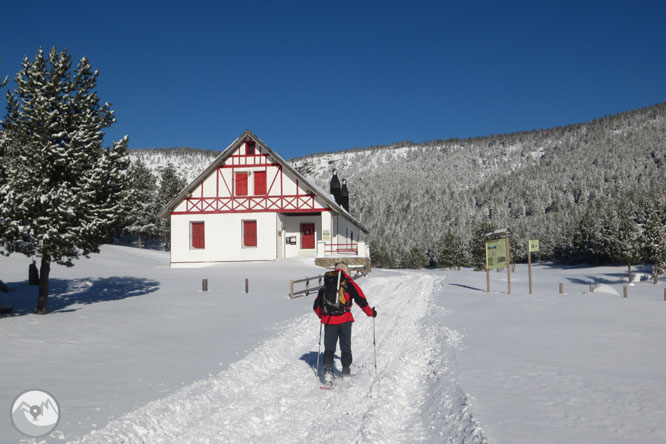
[
  {"xmin": 528, "ymin": 250, "xmax": 532, "ymax": 295},
  {"xmin": 486, "ymin": 264, "xmax": 490, "ymax": 293},
  {"xmin": 316, "ymin": 322, "xmax": 323, "ymax": 377},
  {"xmin": 624, "ymin": 286, "xmax": 628, "ymax": 298},
  {"xmin": 372, "ymin": 310, "xmax": 377, "ymax": 377},
  {"xmin": 245, "ymin": 278, "xmax": 249, "ymax": 294},
  {"xmin": 506, "ymin": 234, "xmax": 511, "ymax": 295}
]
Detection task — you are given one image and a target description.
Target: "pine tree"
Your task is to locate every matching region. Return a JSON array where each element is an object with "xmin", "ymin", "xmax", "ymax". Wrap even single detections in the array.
[
  {"xmin": 369, "ymin": 241, "xmax": 397, "ymax": 269},
  {"xmin": 437, "ymin": 230, "xmax": 458, "ymax": 269},
  {"xmin": 156, "ymin": 164, "xmax": 187, "ymax": 249},
  {"xmin": 0, "ymin": 62, "xmax": 7, "ymax": 195},
  {"xmin": 641, "ymin": 194, "xmax": 666, "ymax": 282},
  {"xmin": 401, "ymin": 245, "xmax": 428, "ymax": 269},
  {"xmin": 124, "ymin": 160, "xmax": 160, "ymax": 248},
  {"xmin": 609, "ymin": 200, "xmax": 643, "ymax": 281},
  {"xmin": 0, "ymin": 47, "xmax": 129, "ymax": 314}
]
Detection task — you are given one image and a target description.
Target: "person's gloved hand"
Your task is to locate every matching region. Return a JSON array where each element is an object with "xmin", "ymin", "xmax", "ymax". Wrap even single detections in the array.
[{"xmin": 372, "ymin": 307, "xmax": 377, "ymax": 318}]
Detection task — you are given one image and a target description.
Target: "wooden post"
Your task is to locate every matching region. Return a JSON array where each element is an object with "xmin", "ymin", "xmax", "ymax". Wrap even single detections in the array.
[
  {"xmin": 589, "ymin": 284, "xmax": 595, "ymax": 293},
  {"xmin": 623, "ymin": 286, "xmax": 628, "ymax": 298},
  {"xmin": 506, "ymin": 234, "xmax": 511, "ymax": 295},
  {"xmin": 486, "ymin": 264, "xmax": 490, "ymax": 293},
  {"xmin": 202, "ymin": 279, "xmax": 208, "ymax": 292},
  {"xmin": 559, "ymin": 283, "xmax": 563, "ymax": 294},
  {"xmin": 290, "ymin": 280, "xmax": 294, "ymax": 300},
  {"xmin": 528, "ymin": 250, "xmax": 532, "ymax": 295},
  {"xmin": 245, "ymin": 278, "xmax": 249, "ymax": 294},
  {"xmin": 306, "ymin": 277, "xmax": 310, "ymax": 297},
  {"xmin": 628, "ymin": 264, "xmax": 632, "ymax": 284},
  {"xmin": 663, "ymin": 288, "xmax": 665, "ymax": 301}
]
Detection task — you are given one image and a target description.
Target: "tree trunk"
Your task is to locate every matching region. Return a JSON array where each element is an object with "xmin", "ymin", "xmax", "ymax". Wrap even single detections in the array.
[
  {"xmin": 37, "ymin": 254, "xmax": 51, "ymax": 315},
  {"xmin": 627, "ymin": 263, "xmax": 632, "ymax": 284}
]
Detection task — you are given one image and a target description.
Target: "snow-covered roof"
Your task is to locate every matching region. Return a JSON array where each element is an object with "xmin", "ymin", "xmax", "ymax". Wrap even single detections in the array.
[{"xmin": 157, "ymin": 130, "xmax": 369, "ymax": 233}]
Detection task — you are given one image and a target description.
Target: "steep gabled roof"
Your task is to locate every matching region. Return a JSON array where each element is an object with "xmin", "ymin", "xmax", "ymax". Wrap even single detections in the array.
[{"xmin": 157, "ymin": 130, "xmax": 368, "ymax": 233}]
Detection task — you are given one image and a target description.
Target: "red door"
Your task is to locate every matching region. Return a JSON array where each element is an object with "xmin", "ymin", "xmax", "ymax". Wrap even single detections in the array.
[{"xmin": 301, "ymin": 223, "xmax": 315, "ymax": 249}]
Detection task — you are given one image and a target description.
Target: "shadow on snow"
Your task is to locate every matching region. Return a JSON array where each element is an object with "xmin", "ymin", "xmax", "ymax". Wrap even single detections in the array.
[{"xmin": 0, "ymin": 276, "xmax": 160, "ymax": 316}]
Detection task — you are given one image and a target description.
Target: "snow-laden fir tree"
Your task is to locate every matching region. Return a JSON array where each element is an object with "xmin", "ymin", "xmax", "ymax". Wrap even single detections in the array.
[
  {"xmin": 124, "ymin": 159, "xmax": 160, "ymax": 248},
  {"xmin": 155, "ymin": 163, "xmax": 187, "ymax": 249},
  {"xmin": 0, "ymin": 47, "xmax": 129, "ymax": 314}
]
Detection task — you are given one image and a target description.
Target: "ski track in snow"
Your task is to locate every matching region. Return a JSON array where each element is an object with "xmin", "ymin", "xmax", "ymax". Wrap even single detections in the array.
[{"xmin": 69, "ymin": 272, "xmax": 487, "ymax": 444}]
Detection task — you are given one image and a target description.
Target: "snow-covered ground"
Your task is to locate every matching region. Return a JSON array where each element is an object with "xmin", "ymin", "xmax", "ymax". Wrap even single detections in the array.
[{"xmin": 1, "ymin": 246, "xmax": 665, "ymax": 443}]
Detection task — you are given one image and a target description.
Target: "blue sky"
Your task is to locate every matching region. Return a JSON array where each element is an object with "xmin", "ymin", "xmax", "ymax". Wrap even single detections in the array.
[{"xmin": 1, "ymin": 1, "xmax": 665, "ymax": 159}]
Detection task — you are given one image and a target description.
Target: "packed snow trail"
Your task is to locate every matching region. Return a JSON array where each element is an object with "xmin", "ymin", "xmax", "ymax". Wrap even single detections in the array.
[{"xmin": 69, "ymin": 271, "xmax": 486, "ymax": 444}]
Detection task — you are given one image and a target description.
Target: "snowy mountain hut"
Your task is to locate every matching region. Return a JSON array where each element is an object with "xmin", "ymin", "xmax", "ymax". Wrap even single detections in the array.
[{"xmin": 157, "ymin": 130, "xmax": 370, "ymax": 267}]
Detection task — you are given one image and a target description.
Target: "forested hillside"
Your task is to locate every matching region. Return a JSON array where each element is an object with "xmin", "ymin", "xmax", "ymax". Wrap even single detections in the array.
[
  {"xmin": 129, "ymin": 148, "xmax": 218, "ymax": 185},
  {"xmin": 129, "ymin": 103, "xmax": 666, "ymax": 272},
  {"xmin": 293, "ymin": 103, "xmax": 666, "ymax": 270}
]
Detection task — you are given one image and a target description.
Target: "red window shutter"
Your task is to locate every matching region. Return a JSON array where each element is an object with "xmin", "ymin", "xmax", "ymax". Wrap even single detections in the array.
[
  {"xmin": 243, "ymin": 220, "xmax": 257, "ymax": 247},
  {"xmin": 254, "ymin": 171, "xmax": 267, "ymax": 195},
  {"xmin": 192, "ymin": 222, "xmax": 205, "ymax": 249},
  {"xmin": 235, "ymin": 172, "xmax": 248, "ymax": 196}
]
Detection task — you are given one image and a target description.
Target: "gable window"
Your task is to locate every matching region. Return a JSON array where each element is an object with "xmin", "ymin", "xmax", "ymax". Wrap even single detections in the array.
[
  {"xmin": 235, "ymin": 172, "xmax": 248, "ymax": 196},
  {"xmin": 243, "ymin": 220, "xmax": 257, "ymax": 247},
  {"xmin": 191, "ymin": 222, "xmax": 205, "ymax": 249},
  {"xmin": 246, "ymin": 141, "xmax": 256, "ymax": 155},
  {"xmin": 254, "ymin": 171, "xmax": 267, "ymax": 195}
]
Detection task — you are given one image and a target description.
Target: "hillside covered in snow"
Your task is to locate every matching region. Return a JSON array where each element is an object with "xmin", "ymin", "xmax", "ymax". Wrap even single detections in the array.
[{"xmin": 129, "ymin": 102, "xmax": 666, "ymax": 268}]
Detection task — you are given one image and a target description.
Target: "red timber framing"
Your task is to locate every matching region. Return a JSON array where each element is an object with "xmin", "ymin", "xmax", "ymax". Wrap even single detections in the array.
[{"xmin": 173, "ymin": 142, "xmax": 327, "ymax": 215}]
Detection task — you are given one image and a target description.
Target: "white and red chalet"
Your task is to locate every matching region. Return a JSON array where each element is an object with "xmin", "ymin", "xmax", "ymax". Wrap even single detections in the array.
[{"xmin": 158, "ymin": 130, "xmax": 369, "ymax": 267}]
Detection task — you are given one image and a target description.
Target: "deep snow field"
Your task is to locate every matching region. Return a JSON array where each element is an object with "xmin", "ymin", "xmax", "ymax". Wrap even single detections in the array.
[{"xmin": 1, "ymin": 245, "xmax": 665, "ymax": 444}]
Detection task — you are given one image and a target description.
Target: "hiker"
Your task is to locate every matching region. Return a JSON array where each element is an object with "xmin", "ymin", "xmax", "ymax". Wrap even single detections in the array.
[{"xmin": 313, "ymin": 262, "xmax": 377, "ymax": 378}]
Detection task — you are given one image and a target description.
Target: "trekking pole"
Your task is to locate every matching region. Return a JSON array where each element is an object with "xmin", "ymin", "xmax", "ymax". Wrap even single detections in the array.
[
  {"xmin": 316, "ymin": 321, "xmax": 323, "ymax": 377},
  {"xmin": 372, "ymin": 307, "xmax": 377, "ymax": 377}
]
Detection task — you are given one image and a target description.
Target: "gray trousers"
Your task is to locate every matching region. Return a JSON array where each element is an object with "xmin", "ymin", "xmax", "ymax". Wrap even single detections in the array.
[{"xmin": 323, "ymin": 322, "xmax": 352, "ymax": 369}]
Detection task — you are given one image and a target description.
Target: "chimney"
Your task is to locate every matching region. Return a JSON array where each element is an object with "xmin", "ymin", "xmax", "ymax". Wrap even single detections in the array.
[
  {"xmin": 330, "ymin": 169, "xmax": 341, "ymax": 204},
  {"xmin": 340, "ymin": 179, "xmax": 349, "ymax": 211}
]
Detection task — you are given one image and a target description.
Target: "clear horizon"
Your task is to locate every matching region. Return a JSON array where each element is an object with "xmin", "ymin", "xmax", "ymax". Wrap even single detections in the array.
[{"xmin": 1, "ymin": 1, "xmax": 665, "ymax": 158}]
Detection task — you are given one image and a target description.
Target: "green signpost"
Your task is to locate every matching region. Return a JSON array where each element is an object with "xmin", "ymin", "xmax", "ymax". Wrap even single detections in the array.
[
  {"xmin": 484, "ymin": 229, "xmax": 511, "ymax": 294},
  {"xmin": 486, "ymin": 238, "xmax": 508, "ymax": 270}
]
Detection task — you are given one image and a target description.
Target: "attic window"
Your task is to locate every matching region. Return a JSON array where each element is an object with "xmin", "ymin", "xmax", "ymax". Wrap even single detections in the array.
[{"xmin": 247, "ymin": 141, "xmax": 256, "ymax": 155}]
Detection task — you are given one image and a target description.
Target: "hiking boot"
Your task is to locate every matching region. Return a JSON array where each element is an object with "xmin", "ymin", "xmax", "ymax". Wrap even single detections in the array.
[{"xmin": 341, "ymin": 366, "xmax": 351, "ymax": 377}]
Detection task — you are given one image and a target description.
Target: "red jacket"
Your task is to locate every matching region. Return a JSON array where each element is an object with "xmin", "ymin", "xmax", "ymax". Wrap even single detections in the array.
[{"xmin": 313, "ymin": 269, "xmax": 374, "ymax": 324}]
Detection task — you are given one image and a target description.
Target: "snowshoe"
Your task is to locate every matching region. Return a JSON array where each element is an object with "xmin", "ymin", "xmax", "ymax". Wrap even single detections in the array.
[{"xmin": 321, "ymin": 365, "xmax": 335, "ymax": 389}]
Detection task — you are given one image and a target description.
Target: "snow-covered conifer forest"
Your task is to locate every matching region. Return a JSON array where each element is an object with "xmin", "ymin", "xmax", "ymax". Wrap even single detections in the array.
[{"xmin": 129, "ymin": 102, "xmax": 666, "ymax": 274}]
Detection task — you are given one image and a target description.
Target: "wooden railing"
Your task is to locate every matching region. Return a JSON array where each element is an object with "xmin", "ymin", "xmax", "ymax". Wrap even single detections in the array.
[
  {"xmin": 289, "ymin": 267, "xmax": 367, "ymax": 299},
  {"xmin": 324, "ymin": 242, "xmax": 358, "ymax": 255}
]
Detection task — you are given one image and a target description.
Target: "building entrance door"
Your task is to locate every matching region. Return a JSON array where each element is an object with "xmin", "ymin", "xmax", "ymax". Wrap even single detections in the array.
[{"xmin": 300, "ymin": 223, "xmax": 315, "ymax": 249}]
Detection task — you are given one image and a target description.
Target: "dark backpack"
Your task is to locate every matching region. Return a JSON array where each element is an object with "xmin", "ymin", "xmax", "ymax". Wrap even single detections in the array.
[{"xmin": 320, "ymin": 270, "xmax": 350, "ymax": 316}]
